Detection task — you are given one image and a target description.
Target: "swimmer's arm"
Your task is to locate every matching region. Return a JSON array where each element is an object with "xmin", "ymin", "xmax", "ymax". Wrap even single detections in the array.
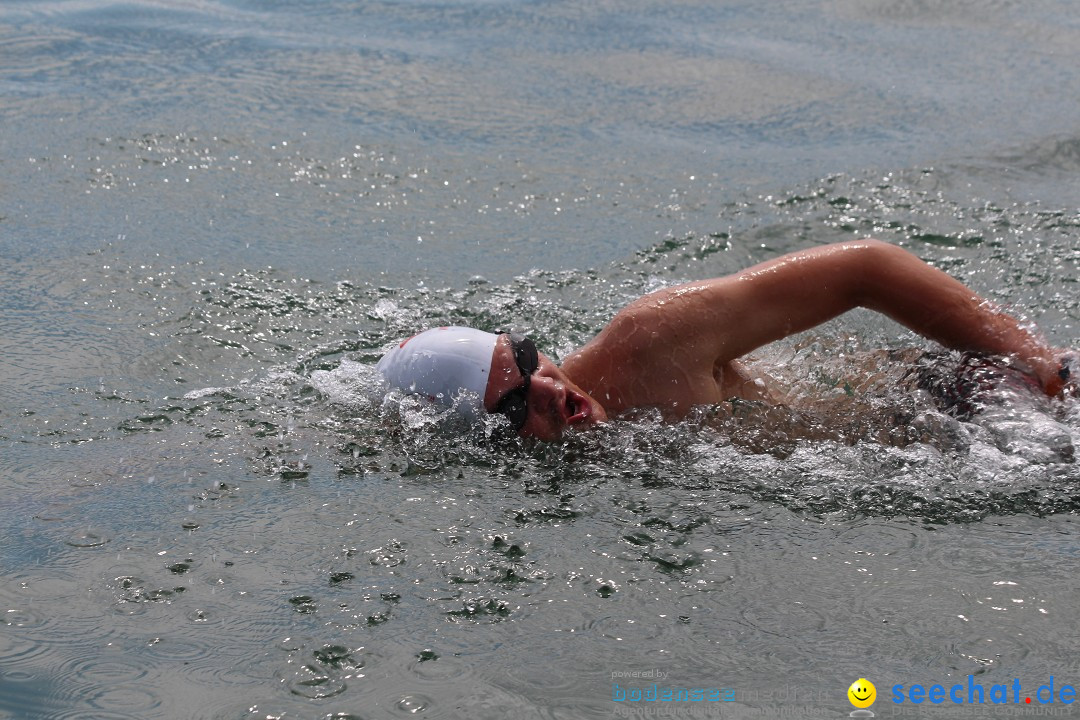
[{"xmin": 665, "ymin": 239, "xmax": 1066, "ymax": 394}]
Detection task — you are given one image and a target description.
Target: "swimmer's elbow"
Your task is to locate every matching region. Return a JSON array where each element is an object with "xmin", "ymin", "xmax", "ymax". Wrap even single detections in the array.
[{"xmin": 845, "ymin": 239, "xmax": 921, "ymax": 306}]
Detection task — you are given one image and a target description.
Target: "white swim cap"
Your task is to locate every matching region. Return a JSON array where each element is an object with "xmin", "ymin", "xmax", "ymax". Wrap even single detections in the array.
[{"xmin": 376, "ymin": 326, "xmax": 499, "ymax": 418}]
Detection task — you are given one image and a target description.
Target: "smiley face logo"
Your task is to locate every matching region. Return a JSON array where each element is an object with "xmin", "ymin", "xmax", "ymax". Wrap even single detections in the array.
[{"xmin": 848, "ymin": 678, "xmax": 876, "ymax": 709}]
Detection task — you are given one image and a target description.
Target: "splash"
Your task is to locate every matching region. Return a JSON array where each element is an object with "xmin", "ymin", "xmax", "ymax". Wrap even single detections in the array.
[{"xmin": 89, "ymin": 167, "xmax": 1080, "ymax": 523}]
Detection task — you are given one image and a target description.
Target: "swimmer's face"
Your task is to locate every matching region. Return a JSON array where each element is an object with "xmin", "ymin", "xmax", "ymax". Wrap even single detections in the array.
[{"xmin": 485, "ymin": 334, "xmax": 607, "ymax": 441}]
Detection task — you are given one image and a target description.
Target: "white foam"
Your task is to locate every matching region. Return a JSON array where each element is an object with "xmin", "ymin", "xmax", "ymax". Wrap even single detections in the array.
[{"xmin": 310, "ymin": 358, "xmax": 384, "ymax": 407}]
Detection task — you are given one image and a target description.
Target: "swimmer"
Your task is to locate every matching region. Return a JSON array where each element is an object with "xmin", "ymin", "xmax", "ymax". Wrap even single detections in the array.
[{"xmin": 377, "ymin": 239, "xmax": 1074, "ymax": 440}]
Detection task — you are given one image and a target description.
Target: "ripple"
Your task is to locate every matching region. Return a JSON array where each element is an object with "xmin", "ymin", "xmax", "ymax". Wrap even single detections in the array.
[
  {"xmin": 181, "ymin": 602, "xmax": 237, "ymax": 625},
  {"xmin": 395, "ymin": 694, "xmax": 433, "ymax": 715},
  {"xmin": 86, "ymin": 684, "xmax": 162, "ymax": 714},
  {"xmin": 406, "ymin": 649, "xmax": 470, "ymax": 683},
  {"xmin": 186, "ymin": 607, "xmax": 212, "ymax": 623},
  {"xmin": 739, "ymin": 598, "xmax": 830, "ymax": 635},
  {"xmin": 142, "ymin": 636, "xmax": 213, "ymax": 663},
  {"xmin": 204, "ymin": 701, "xmax": 282, "ymax": 720},
  {"xmin": 277, "ymin": 643, "xmax": 369, "ymax": 701},
  {"xmin": 834, "ymin": 519, "xmax": 923, "ymax": 555},
  {"xmin": 40, "ymin": 711, "xmax": 144, "ymax": 720},
  {"xmin": 288, "ymin": 595, "xmax": 318, "ymax": 614},
  {"xmin": 499, "ymin": 656, "xmax": 580, "ymax": 696},
  {"xmin": 442, "ymin": 595, "xmax": 515, "ymax": 624},
  {"xmin": 545, "ymin": 697, "xmax": 617, "ymax": 719},
  {"xmin": 174, "ymin": 629, "xmax": 277, "ymax": 688},
  {"xmin": 184, "ymin": 655, "xmax": 274, "ymax": 689},
  {"xmin": 64, "ymin": 529, "xmax": 112, "ymax": 548},
  {"xmin": 110, "ymin": 575, "xmax": 188, "ymax": 610},
  {"xmin": 0, "ymin": 667, "xmax": 37, "ymax": 683},
  {"xmin": 0, "ymin": 621, "xmax": 56, "ymax": 670},
  {"xmin": 2, "ymin": 604, "xmax": 51, "ymax": 631},
  {"xmin": 368, "ymin": 540, "xmax": 408, "ymax": 568},
  {"xmin": 307, "ymin": 644, "xmax": 363, "ymax": 672},
  {"xmin": 282, "ymin": 663, "xmax": 348, "ymax": 699},
  {"xmin": 275, "ymin": 635, "xmax": 306, "ymax": 652},
  {"xmin": 53, "ymin": 654, "xmax": 151, "ymax": 686},
  {"xmin": 588, "ymin": 615, "xmax": 670, "ymax": 643}
]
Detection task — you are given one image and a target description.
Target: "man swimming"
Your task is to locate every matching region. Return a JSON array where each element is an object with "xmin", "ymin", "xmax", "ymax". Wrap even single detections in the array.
[{"xmin": 376, "ymin": 239, "xmax": 1073, "ymax": 441}]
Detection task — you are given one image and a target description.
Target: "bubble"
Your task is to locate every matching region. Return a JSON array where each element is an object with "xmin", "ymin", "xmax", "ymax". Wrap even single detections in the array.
[{"xmin": 395, "ymin": 694, "xmax": 432, "ymax": 714}]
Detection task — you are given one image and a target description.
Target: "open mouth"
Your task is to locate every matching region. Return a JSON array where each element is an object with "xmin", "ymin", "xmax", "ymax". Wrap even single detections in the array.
[{"xmin": 564, "ymin": 391, "xmax": 590, "ymax": 425}]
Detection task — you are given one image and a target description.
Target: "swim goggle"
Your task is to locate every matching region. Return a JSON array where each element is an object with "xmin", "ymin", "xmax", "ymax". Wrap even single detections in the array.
[{"xmin": 492, "ymin": 332, "xmax": 539, "ymax": 431}]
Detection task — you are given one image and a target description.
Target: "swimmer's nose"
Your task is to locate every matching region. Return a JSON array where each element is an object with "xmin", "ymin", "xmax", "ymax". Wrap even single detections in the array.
[{"xmin": 527, "ymin": 374, "xmax": 564, "ymax": 419}]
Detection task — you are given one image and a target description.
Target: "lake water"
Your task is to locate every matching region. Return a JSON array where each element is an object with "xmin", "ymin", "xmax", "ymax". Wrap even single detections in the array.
[{"xmin": 3, "ymin": 1, "xmax": 1080, "ymax": 718}]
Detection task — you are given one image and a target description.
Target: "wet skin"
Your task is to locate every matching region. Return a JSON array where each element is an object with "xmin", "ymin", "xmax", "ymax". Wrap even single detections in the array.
[
  {"xmin": 483, "ymin": 240, "xmax": 1073, "ymax": 440},
  {"xmin": 483, "ymin": 335, "xmax": 607, "ymax": 442}
]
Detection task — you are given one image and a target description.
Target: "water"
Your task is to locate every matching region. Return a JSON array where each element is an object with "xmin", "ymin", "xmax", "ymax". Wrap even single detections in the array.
[{"xmin": 3, "ymin": 1, "xmax": 1080, "ymax": 718}]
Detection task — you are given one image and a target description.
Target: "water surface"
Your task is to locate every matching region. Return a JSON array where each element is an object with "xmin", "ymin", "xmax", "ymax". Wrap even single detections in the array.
[{"xmin": 3, "ymin": 1, "xmax": 1080, "ymax": 718}]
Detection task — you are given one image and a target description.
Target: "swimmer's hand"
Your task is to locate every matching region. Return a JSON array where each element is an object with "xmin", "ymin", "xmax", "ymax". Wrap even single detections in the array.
[
  {"xmin": 1056, "ymin": 351, "xmax": 1079, "ymax": 397},
  {"xmin": 1034, "ymin": 350, "xmax": 1078, "ymax": 397}
]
